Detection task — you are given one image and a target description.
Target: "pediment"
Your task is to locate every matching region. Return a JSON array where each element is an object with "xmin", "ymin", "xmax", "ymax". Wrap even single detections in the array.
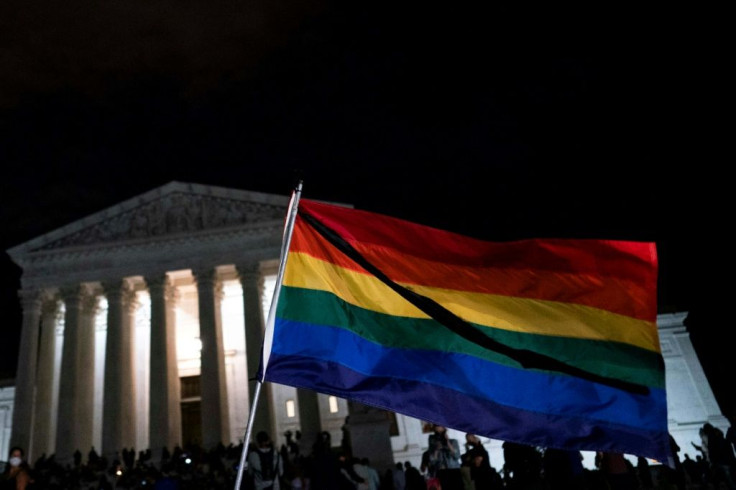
[{"xmin": 9, "ymin": 181, "xmax": 290, "ymax": 255}]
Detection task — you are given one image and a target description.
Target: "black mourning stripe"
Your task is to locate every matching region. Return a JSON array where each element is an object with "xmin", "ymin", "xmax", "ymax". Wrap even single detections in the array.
[{"xmin": 299, "ymin": 210, "xmax": 649, "ymax": 395}]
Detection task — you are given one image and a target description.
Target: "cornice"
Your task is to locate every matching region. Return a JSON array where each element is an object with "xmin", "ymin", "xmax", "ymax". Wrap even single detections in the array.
[
  {"xmin": 657, "ymin": 311, "xmax": 688, "ymax": 330},
  {"xmin": 16, "ymin": 223, "xmax": 284, "ymax": 289},
  {"xmin": 16, "ymin": 219, "xmax": 283, "ymax": 264}
]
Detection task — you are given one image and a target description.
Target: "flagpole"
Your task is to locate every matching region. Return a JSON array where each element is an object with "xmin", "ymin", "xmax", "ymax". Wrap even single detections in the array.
[
  {"xmin": 260, "ymin": 179, "xmax": 303, "ymax": 382},
  {"xmin": 233, "ymin": 180, "xmax": 303, "ymax": 490},
  {"xmin": 233, "ymin": 380, "xmax": 262, "ymax": 490}
]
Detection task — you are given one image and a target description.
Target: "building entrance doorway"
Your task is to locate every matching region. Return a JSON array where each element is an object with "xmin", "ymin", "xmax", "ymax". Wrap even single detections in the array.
[{"xmin": 181, "ymin": 376, "xmax": 202, "ymax": 447}]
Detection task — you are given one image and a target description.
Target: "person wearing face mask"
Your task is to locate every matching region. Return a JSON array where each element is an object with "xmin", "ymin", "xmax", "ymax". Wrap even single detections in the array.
[{"xmin": 1, "ymin": 447, "xmax": 32, "ymax": 490}]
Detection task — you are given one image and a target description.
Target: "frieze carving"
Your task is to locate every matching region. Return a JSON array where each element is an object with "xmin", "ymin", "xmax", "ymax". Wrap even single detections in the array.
[{"xmin": 37, "ymin": 192, "xmax": 286, "ymax": 250}]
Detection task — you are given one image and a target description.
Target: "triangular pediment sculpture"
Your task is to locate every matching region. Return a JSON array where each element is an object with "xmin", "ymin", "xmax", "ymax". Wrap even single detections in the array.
[{"xmin": 9, "ymin": 181, "xmax": 290, "ymax": 255}]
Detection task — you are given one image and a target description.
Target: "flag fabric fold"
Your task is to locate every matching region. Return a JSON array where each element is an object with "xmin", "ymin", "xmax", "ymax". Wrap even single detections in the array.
[{"xmin": 261, "ymin": 197, "xmax": 669, "ymax": 463}]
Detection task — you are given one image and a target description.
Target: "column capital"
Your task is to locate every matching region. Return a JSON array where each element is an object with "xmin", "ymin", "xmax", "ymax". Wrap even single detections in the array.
[
  {"xmin": 101, "ymin": 279, "xmax": 132, "ymax": 299},
  {"xmin": 191, "ymin": 267, "xmax": 218, "ymax": 285},
  {"xmin": 124, "ymin": 288, "xmax": 140, "ymax": 314},
  {"xmin": 18, "ymin": 288, "xmax": 43, "ymax": 311},
  {"xmin": 41, "ymin": 294, "xmax": 62, "ymax": 317},
  {"xmin": 58, "ymin": 285, "xmax": 85, "ymax": 315},
  {"xmin": 58, "ymin": 284, "xmax": 95, "ymax": 304},
  {"xmin": 82, "ymin": 294, "xmax": 101, "ymax": 317},
  {"xmin": 236, "ymin": 264, "xmax": 265, "ymax": 291},
  {"xmin": 103, "ymin": 280, "xmax": 139, "ymax": 313},
  {"xmin": 235, "ymin": 262, "xmax": 260, "ymax": 278},
  {"xmin": 192, "ymin": 268, "xmax": 224, "ymax": 302},
  {"xmin": 146, "ymin": 275, "xmax": 179, "ymax": 305},
  {"xmin": 145, "ymin": 274, "xmax": 170, "ymax": 291}
]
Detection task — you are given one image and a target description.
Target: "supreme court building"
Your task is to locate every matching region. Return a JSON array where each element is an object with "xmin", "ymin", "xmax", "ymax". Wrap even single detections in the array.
[{"xmin": 3, "ymin": 181, "xmax": 730, "ymax": 470}]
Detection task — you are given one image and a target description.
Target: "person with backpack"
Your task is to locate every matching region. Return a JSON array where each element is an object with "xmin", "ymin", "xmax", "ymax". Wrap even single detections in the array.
[{"xmin": 248, "ymin": 431, "xmax": 284, "ymax": 490}]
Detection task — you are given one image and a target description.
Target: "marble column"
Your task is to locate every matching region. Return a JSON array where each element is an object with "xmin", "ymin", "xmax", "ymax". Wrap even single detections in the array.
[
  {"xmin": 31, "ymin": 294, "xmax": 62, "ymax": 460},
  {"xmin": 237, "ymin": 265, "xmax": 273, "ymax": 437},
  {"xmin": 297, "ymin": 389, "xmax": 323, "ymax": 454},
  {"xmin": 102, "ymin": 280, "xmax": 137, "ymax": 461},
  {"xmin": 56, "ymin": 285, "xmax": 94, "ymax": 464},
  {"xmin": 346, "ymin": 401, "xmax": 395, "ymax": 473},
  {"xmin": 193, "ymin": 268, "xmax": 230, "ymax": 449},
  {"xmin": 148, "ymin": 275, "xmax": 181, "ymax": 458},
  {"xmin": 10, "ymin": 289, "xmax": 43, "ymax": 456},
  {"xmin": 77, "ymin": 289, "xmax": 100, "ymax": 456}
]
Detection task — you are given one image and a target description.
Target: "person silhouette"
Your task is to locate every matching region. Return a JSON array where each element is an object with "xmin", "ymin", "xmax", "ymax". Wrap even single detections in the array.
[
  {"xmin": 461, "ymin": 434, "xmax": 490, "ymax": 469},
  {"xmin": 403, "ymin": 461, "xmax": 424, "ymax": 490},
  {"xmin": 427, "ymin": 425, "xmax": 462, "ymax": 490},
  {"xmin": 307, "ymin": 431, "xmax": 341, "ymax": 490},
  {"xmin": 636, "ymin": 456, "xmax": 654, "ymax": 489},
  {"xmin": 595, "ymin": 451, "xmax": 637, "ymax": 490},
  {"xmin": 700, "ymin": 423, "xmax": 736, "ymax": 489},
  {"xmin": 247, "ymin": 431, "xmax": 284, "ymax": 490},
  {"xmin": 392, "ymin": 462, "xmax": 406, "ymax": 490},
  {"xmin": 542, "ymin": 448, "xmax": 586, "ymax": 490}
]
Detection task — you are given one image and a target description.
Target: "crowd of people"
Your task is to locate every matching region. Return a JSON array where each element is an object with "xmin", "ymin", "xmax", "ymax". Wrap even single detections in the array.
[{"xmin": 2, "ymin": 420, "xmax": 735, "ymax": 490}]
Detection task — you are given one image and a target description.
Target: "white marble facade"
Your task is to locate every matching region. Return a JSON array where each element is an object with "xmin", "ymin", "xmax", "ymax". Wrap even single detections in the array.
[
  {"xmin": 3, "ymin": 182, "xmax": 729, "ymax": 472},
  {"xmin": 0, "ymin": 385, "xmax": 15, "ymax": 463}
]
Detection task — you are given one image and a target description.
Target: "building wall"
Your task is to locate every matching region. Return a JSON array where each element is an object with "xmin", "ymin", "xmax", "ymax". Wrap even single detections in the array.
[{"xmin": 0, "ymin": 386, "xmax": 14, "ymax": 462}]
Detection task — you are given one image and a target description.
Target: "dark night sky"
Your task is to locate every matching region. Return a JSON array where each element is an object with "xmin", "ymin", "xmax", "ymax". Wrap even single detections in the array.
[{"xmin": 0, "ymin": 3, "xmax": 727, "ymax": 414}]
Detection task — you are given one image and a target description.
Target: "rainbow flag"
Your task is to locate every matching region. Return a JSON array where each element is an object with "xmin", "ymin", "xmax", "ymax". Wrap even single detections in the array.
[{"xmin": 261, "ymin": 197, "xmax": 669, "ymax": 463}]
